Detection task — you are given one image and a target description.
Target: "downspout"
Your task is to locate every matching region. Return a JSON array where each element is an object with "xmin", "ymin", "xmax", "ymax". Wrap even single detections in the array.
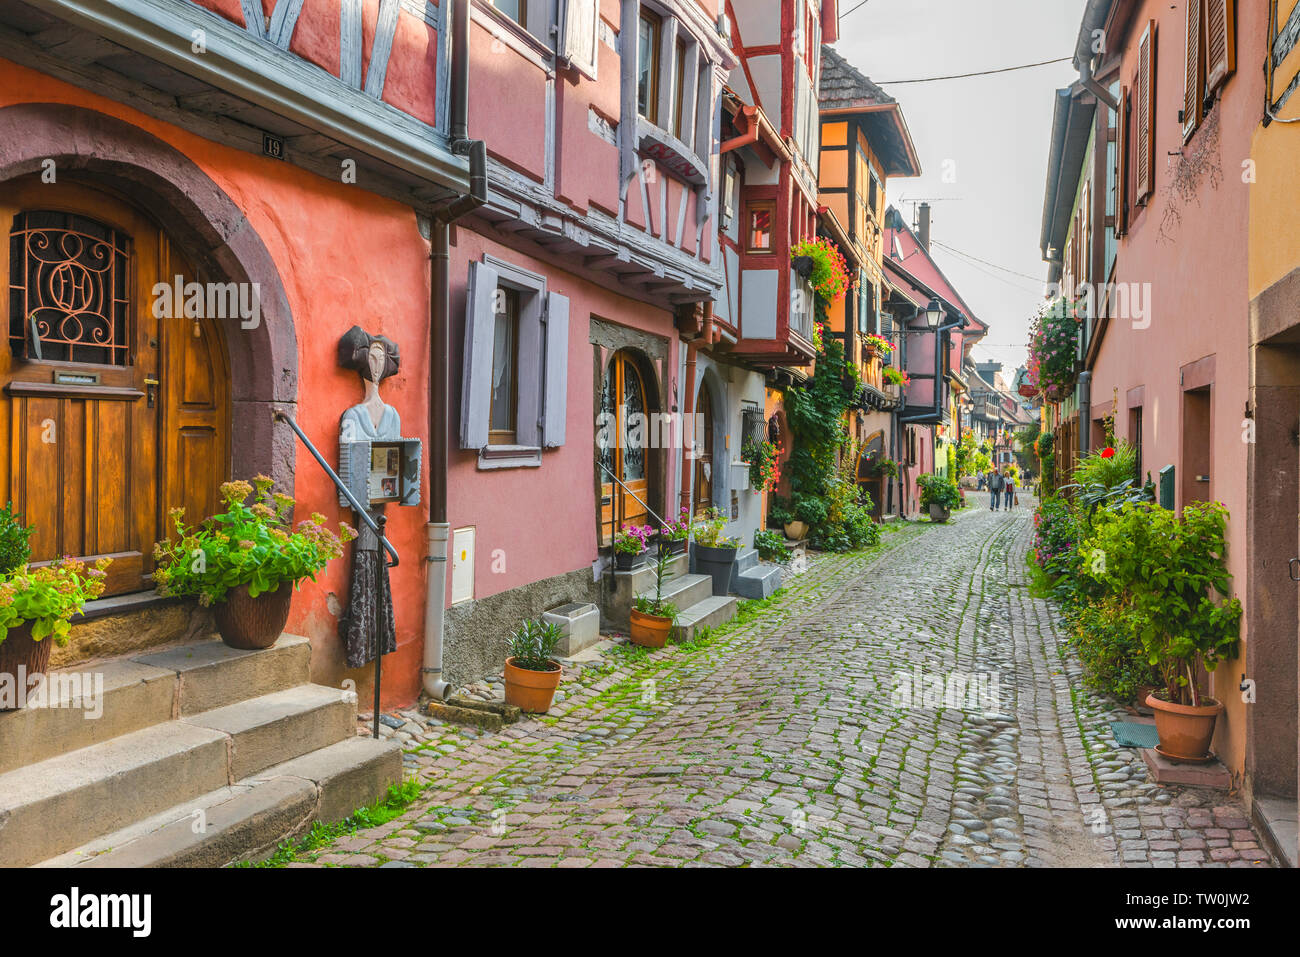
[
  {"xmin": 1077, "ymin": 370, "xmax": 1092, "ymax": 460},
  {"xmin": 1074, "ymin": 0, "xmax": 1119, "ymax": 112},
  {"xmin": 425, "ymin": 0, "xmax": 488, "ymax": 701}
]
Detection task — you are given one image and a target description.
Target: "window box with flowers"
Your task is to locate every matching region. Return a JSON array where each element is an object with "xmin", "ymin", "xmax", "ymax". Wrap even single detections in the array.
[
  {"xmin": 612, "ymin": 524, "xmax": 654, "ymax": 570},
  {"xmin": 863, "ymin": 334, "xmax": 894, "ymax": 360},
  {"xmin": 658, "ymin": 509, "xmax": 691, "ymax": 555},
  {"xmin": 791, "ymin": 237, "xmax": 855, "ymax": 304},
  {"xmin": 882, "ymin": 366, "xmax": 909, "ymax": 389}
]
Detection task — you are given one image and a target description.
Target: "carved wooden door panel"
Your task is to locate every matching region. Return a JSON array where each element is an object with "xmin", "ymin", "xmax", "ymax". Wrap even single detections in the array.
[{"xmin": 0, "ymin": 178, "xmax": 228, "ymax": 596}]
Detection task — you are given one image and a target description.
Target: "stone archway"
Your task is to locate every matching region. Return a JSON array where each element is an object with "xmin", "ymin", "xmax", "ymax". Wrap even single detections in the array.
[{"xmin": 0, "ymin": 102, "xmax": 299, "ymax": 489}]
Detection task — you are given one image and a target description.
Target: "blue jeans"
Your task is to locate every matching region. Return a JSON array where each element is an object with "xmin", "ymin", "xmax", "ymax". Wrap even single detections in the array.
[{"xmin": 990, "ymin": 489, "xmax": 1001, "ymax": 509}]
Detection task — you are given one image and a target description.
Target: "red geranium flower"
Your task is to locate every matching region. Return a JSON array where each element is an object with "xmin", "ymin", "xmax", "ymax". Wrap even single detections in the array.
[{"xmin": 1100, "ymin": 447, "xmax": 1115, "ymax": 459}]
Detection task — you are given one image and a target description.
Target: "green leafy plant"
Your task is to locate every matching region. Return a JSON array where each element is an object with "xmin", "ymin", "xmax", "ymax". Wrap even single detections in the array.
[
  {"xmin": 1080, "ymin": 502, "xmax": 1242, "ymax": 707},
  {"xmin": 612, "ymin": 524, "xmax": 653, "ymax": 555},
  {"xmin": 0, "ymin": 502, "xmax": 35, "ymax": 575},
  {"xmin": 791, "ymin": 236, "xmax": 853, "ymax": 302},
  {"xmin": 0, "ymin": 556, "xmax": 111, "ymax": 645},
  {"xmin": 753, "ymin": 528, "xmax": 792, "ymax": 563},
  {"xmin": 633, "ymin": 549, "xmax": 680, "ymax": 621},
  {"xmin": 877, "ymin": 457, "xmax": 899, "ymax": 478},
  {"xmin": 659, "ymin": 508, "xmax": 691, "ymax": 542},
  {"xmin": 917, "ymin": 473, "xmax": 961, "ymax": 511},
  {"xmin": 863, "ymin": 334, "xmax": 894, "ymax": 356},
  {"xmin": 505, "ymin": 618, "xmax": 563, "ymax": 672},
  {"xmin": 882, "ymin": 366, "xmax": 908, "ymax": 387},
  {"xmin": 1026, "ymin": 297, "xmax": 1081, "ymax": 401},
  {"xmin": 153, "ymin": 476, "xmax": 354, "ymax": 607},
  {"xmin": 693, "ymin": 508, "xmax": 739, "ymax": 549}
]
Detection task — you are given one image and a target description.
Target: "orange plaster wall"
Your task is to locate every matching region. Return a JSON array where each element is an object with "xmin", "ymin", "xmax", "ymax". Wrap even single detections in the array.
[{"xmin": 0, "ymin": 58, "xmax": 436, "ymax": 708}]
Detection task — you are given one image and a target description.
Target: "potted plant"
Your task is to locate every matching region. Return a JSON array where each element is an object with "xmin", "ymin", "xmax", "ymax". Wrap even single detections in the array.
[
  {"xmin": 753, "ymin": 528, "xmax": 793, "ymax": 563},
  {"xmin": 882, "ymin": 366, "xmax": 909, "ymax": 388},
  {"xmin": 918, "ymin": 474, "xmax": 961, "ymax": 523},
  {"xmin": 630, "ymin": 549, "xmax": 680, "ymax": 648},
  {"xmin": 503, "ymin": 618, "xmax": 564, "ymax": 713},
  {"xmin": 612, "ymin": 524, "xmax": 653, "ymax": 570},
  {"xmin": 1, "ymin": 557, "xmax": 110, "ymax": 709},
  {"xmin": 877, "ymin": 457, "xmax": 900, "ymax": 479},
  {"xmin": 659, "ymin": 509, "xmax": 691, "ymax": 555},
  {"xmin": 153, "ymin": 476, "xmax": 354, "ymax": 650},
  {"xmin": 1082, "ymin": 502, "xmax": 1242, "ymax": 762},
  {"xmin": 692, "ymin": 508, "xmax": 740, "ymax": 596}
]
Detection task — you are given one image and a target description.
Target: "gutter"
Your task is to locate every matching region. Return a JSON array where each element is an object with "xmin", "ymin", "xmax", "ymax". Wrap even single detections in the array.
[
  {"xmin": 424, "ymin": 0, "xmax": 488, "ymax": 702},
  {"xmin": 1073, "ymin": 0, "xmax": 1120, "ymax": 111}
]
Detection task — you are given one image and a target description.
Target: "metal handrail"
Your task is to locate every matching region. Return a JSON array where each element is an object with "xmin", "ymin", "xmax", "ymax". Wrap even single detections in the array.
[
  {"xmin": 597, "ymin": 458, "xmax": 670, "ymax": 531},
  {"xmin": 275, "ymin": 410, "xmax": 396, "ymax": 740}
]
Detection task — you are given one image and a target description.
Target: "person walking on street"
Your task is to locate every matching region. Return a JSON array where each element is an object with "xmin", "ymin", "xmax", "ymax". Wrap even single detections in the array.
[
  {"xmin": 988, "ymin": 468, "xmax": 1004, "ymax": 511},
  {"xmin": 1004, "ymin": 469, "xmax": 1017, "ymax": 510}
]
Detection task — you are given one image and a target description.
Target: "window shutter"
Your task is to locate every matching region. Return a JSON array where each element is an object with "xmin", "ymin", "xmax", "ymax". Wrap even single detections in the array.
[
  {"xmin": 1116, "ymin": 86, "xmax": 1130, "ymax": 236},
  {"xmin": 1205, "ymin": 0, "xmax": 1235, "ymax": 94},
  {"xmin": 459, "ymin": 260, "xmax": 499, "ymax": 450},
  {"xmin": 542, "ymin": 291, "xmax": 569, "ymax": 447},
  {"xmin": 561, "ymin": 0, "xmax": 599, "ymax": 81},
  {"xmin": 1136, "ymin": 21, "xmax": 1156, "ymax": 202},
  {"xmin": 1183, "ymin": 0, "xmax": 1203, "ymax": 141}
]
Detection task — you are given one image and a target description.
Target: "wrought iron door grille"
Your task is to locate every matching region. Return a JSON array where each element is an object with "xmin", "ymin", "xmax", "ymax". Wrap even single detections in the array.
[{"xmin": 9, "ymin": 211, "xmax": 131, "ymax": 365}]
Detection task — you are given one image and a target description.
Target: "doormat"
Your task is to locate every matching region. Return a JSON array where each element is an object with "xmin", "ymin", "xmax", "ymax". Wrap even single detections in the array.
[{"xmin": 1110, "ymin": 720, "xmax": 1159, "ymax": 749}]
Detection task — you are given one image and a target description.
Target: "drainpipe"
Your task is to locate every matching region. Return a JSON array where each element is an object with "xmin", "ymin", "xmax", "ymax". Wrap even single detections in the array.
[
  {"xmin": 424, "ymin": 0, "xmax": 487, "ymax": 702},
  {"xmin": 1074, "ymin": 0, "xmax": 1119, "ymax": 111}
]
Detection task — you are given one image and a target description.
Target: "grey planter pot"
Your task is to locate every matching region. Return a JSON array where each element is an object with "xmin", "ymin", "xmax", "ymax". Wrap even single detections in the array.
[
  {"xmin": 928, "ymin": 504, "xmax": 951, "ymax": 523},
  {"xmin": 693, "ymin": 543, "xmax": 739, "ymax": 596}
]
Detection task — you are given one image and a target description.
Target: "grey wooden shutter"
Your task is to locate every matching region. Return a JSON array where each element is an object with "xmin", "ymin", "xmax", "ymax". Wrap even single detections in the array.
[
  {"xmin": 562, "ymin": 0, "xmax": 599, "ymax": 81},
  {"xmin": 542, "ymin": 291, "xmax": 569, "ymax": 447},
  {"xmin": 460, "ymin": 260, "xmax": 499, "ymax": 450}
]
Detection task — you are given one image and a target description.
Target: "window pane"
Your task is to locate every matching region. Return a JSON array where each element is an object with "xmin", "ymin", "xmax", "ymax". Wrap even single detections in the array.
[
  {"xmin": 494, "ymin": 0, "xmax": 524, "ymax": 27},
  {"xmin": 638, "ymin": 14, "xmax": 658, "ymax": 121},
  {"xmin": 672, "ymin": 39, "xmax": 687, "ymax": 139},
  {"xmin": 749, "ymin": 206, "xmax": 773, "ymax": 251},
  {"xmin": 490, "ymin": 291, "xmax": 516, "ymax": 435}
]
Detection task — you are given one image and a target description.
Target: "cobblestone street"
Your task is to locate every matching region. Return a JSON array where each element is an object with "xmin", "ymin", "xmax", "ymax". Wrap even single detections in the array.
[{"xmin": 288, "ymin": 501, "xmax": 1273, "ymax": 868}]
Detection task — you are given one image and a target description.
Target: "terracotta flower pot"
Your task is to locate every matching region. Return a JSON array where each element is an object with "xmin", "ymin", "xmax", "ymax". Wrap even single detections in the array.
[
  {"xmin": 1146, "ymin": 693, "xmax": 1223, "ymax": 763},
  {"xmin": 0, "ymin": 621, "xmax": 51, "ymax": 712},
  {"xmin": 504, "ymin": 656, "xmax": 562, "ymax": 713},
  {"xmin": 783, "ymin": 520, "xmax": 809, "ymax": 540},
  {"xmin": 213, "ymin": 580, "xmax": 294, "ymax": 650},
  {"xmin": 629, "ymin": 609, "xmax": 673, "ymax": 648}
]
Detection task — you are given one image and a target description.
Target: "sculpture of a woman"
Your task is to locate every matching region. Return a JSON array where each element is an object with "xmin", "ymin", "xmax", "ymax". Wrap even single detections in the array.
[{"xmin": 337, "ymin": 326, "xmax": 401, "ymax": 668}]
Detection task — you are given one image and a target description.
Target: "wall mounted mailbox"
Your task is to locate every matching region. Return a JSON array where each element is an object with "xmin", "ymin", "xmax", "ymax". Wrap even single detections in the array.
[{"xmin": 338, "ymin": 437, "xmax": 422, "ymax": 508}]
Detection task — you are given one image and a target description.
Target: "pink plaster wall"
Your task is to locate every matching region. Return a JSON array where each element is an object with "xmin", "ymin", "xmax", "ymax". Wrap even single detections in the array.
[{"xmin": 446, "ymin": 231, "xmax": 680, "ymax": 604}]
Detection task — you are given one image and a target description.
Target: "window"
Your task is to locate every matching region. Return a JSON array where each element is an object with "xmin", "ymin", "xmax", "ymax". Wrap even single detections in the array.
[
  {"xmin": 1183, "ymin": 0, "xmax": 1236, "ymax": 141},
  {"xmin": 460, "ymin": 259, "xmax": 570, "ymax": 463},
  {"xmin": 493, "ymin": 0, "xmax": 525, "ymax": 28},
  {"xmin": 489, "ymin": 288, "xmax": 519, "ymax": 445},
  {"xmin": 10, "ymin": 210, "xmax": 130, "ymax": 365},
  {"xmin": 637, "ymin": 10, "xmax": 661, "ymax": 124},
  {"xmin": 672, "ymin": 37, "xmax": 688, "ymax": 140},
  {"xmin": 721, "ymin": 161, "xmax": 738, "ymax": 230},
  {"xmin": 746, "ymin": 201, "xmax": 774, "ymax": 253}
]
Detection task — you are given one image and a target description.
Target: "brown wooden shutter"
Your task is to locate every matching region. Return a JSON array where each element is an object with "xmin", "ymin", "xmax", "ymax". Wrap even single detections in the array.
[
  {"xmin": 1136, "ymin": 21, "xmax": 1157, "ymax": 203},
  {"xmin": 1205, "ymin": 0, "xmax": 1235, "ymax": 94},
  {"xmin": 1116, "ymin": 87, "xmax": 1130, "ymax": 236},
  {"xmin": 1183, "ymin": 0, "xmax": 1203, "ymax": 141}
]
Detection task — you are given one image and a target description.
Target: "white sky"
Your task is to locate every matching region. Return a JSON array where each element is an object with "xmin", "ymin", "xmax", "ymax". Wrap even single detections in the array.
[{"xmin": 835, "ymin": 0, "xmax": 1088, "ymax": 374}]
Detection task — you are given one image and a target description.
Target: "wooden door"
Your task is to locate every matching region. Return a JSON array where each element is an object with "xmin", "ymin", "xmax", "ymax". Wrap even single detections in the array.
[
  {"xmin": 0, "ymin": 178, "xmax": 228, "ymax": 596},
  {"xmin": 693, "ymin": 384, "xmax": 714, "ymax": 516},
  {"xmin": 599, "ymin": 351, "xmax": 649, "ymax": 542}
]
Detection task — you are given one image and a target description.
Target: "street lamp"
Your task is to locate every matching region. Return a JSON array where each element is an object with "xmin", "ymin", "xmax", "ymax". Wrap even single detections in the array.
[{"xmin": 925, "ymin": 298, "xmax": 943, "ymax": 329}]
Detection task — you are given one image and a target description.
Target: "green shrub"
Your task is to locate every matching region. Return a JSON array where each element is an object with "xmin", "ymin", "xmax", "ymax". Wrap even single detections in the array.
[
  {"xmin": 1067, "ymin": 596, "xmax": 1162, "ymax": 703},
  {"xmin": 917, "ymin": 474, "xmax": 961, "ymax": 511},
  {"xmin": 753, "ymin": 529, "xmax": 792, "ymax": 563},
  {"xmin": 0, "ymin": 502, "xmax": 34, "ymax": 575}
]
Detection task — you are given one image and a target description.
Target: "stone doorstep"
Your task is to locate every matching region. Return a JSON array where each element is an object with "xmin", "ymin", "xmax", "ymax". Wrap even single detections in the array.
[
  {"xmin": 37, "ymin": 736, "xmax": 403, "ymax": 868},
  {"xmin": 447, "ymin": 696, "xmax": 522, "ymax": 724},
  {"xmin": 0, "ymin": 633, "xmax": 313, "ymax": 775},
  {"xmin": 1251, "ymin": 796, "xmax": 1298, "ymax": 870},
  {"xmin": 0, "ymin": 681, "xmax": 358, "ymax": 866},
  {"xmin": 424, "ymin": 699, "xmax": 504, "ymax": 732},
  {"xmin": 1141, "ymin": 748, "xmax": 1232, "ymax": 789}
]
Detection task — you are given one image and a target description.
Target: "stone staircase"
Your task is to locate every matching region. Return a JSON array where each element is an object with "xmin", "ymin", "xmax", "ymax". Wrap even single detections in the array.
[
  {"xmin": 605, "ymin": 553, "xmax": 738, "ymax": 641},
  {"xmin": 0, "ymin": 634, "xmax": 400, "ymax": 868},
  {"xmin": 730, "ymin": 547, "xmax": 783, "ymax": 599}
]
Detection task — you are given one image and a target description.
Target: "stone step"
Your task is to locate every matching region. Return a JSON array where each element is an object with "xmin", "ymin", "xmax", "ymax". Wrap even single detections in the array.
[
  {"xmin": 39, "ymin": 737, "xmax": 403, "ymax": 868},
  {"xmin": 0, "ymin": 682, "xmax": 355, "ymax": 866},
  {"xmin": 734, "ymin": 547, "xmax": 759, "ymax": 575},
  {"xmin": 734, "ymin": 561, "xmax": 783, "ymax": 600},
  {"xmin": 609, "ymin": 552, "xmax": 689, "ymax": 599},
  {"xmin": 0, "ymin": 634, "xmax": 312, "ymax": 775},
  {"xmin": 673, "ymin": 595, "xmax": 739, "ymax": 642},
  {"xmin": 636, "ymin": 572, "xmax": 713, "ymax": 613},
  {"xmin": 181, "ymin": 684, "xmax": 356, "ymax": 780}
]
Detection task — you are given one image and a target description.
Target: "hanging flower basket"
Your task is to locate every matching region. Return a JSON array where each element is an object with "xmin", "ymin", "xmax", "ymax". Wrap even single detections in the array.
[{"xmin": 790, "ymin": 237, "xmax": 855, "ymax": 303}]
